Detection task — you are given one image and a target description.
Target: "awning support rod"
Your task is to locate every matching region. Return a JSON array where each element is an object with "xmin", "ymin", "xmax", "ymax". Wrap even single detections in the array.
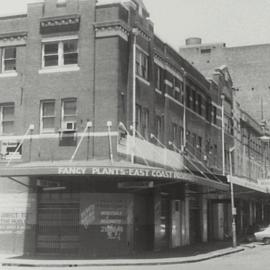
[
  {"xmin": 6, "ymin": 124, "xmax": 34, "ymax": 167},
  {"xmin": 107, "ymin": 121, "xmax": 114, "ymax": 163},
  {"xmin": 70, "ymin": 121, "xmax": 92, "ymax": 162}
]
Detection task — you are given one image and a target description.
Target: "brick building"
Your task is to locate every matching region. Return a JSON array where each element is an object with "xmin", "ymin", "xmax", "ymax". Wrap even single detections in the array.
[
  {"xmin": 179, "ymin": 38, "xmax": 270, "ymax": 236},
  {"xmin": 0, "ymin": 0, "xmax": 266, "ymax": 258},
  {"xmin": 179, "ymin": 38, "xmax": 270, "ymax": 124}
]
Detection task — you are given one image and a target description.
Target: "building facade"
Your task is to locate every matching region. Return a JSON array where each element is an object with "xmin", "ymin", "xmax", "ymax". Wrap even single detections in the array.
[
  {"xmin": 179, "ymin": 38, "xmax": 270, "ymax": 125},
  {"xmin": 0, "ymin": 0, "xmax": 267, "ymax": 258},
  {"xmin": 179, "ymin": 38, "xmax": 270, "ymax": 236}
]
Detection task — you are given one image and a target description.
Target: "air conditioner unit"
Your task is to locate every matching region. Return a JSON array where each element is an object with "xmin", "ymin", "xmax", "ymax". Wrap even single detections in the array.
[{"xmin": 62, "ymin": 121, "xmax": 76, "ymax": 132}]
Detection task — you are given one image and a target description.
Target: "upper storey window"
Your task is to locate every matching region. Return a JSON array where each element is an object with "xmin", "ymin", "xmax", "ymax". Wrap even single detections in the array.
[
  {"xmin": 1, "ymin": 47, "xmax": 16, "ymax": 73},
  {"xmin": 0, "ymin": 103, "xmax": 15, "ymax": 135},
  {"xmin": 136, "ymin": 49, "xmax": 149, "ymax": 81},
  {"xmin": 42, "ymin": 38, "xmax": 78, "ymax": 69}
]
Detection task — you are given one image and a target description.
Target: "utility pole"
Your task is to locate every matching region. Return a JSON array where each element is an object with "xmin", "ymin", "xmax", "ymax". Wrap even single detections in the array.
[{"xmin": 229, "ymin": 146, "xmax": 237, "ymax": 248}]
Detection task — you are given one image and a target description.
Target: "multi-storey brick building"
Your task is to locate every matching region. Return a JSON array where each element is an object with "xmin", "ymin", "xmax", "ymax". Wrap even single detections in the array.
[
  {"xmin": 179, "ymin": 38, "xmax": 270, "ymax": 125},
  {"xmin": 179, "ymin": 38, "xmax": 270, "ymax": 236},
  {"xmin": 0, "ymin": 0, "xmax": 266, "ymax": 258}
]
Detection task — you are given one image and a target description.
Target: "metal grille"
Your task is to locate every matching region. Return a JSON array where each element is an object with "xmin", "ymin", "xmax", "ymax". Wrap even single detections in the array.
[{"xmin": 37, "ymin": 192, "xmax": 80, "ymax": 255}]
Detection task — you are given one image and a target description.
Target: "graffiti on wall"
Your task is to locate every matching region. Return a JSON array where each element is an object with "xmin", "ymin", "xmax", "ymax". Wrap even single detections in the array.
[
  {"xmin": 100, "ymin": 224, "xmax": 124, "ymax": 240},
  {"xmin": 80, "ymin": 204, "xmax": 95, "ymax": 229}
]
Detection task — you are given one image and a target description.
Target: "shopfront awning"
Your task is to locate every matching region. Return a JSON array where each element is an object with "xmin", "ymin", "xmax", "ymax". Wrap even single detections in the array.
[
  {"xmin": 228, "ymin": 175, "xmax": 269, "ymax": 194},
  {"xmin": 0, "ymin": 160, "xmax": 229, "ymax": 191}
]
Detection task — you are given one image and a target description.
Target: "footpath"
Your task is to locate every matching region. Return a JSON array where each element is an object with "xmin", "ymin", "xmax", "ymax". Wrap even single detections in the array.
[{"xmin": 0, "ymin": 241, "xmax": 258, "ymax": 268}]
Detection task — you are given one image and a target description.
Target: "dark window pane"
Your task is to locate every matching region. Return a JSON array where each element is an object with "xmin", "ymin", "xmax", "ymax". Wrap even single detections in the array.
[
  {"xmin": 44, "ymin": 55, "xmax": 58, "ymax": 67},
  {"xmin": 4, "ymin": 47, "xmax": 16, "ymax": 59},
  {"xmin": 64, "ymin": 53, "xmax": 78, "ymax": 65},
  {"xmin": 4, "ymin": 59, "xmax": 16, "ymax": 71},
  {"xmin": 63, "ymin": 40, "xmax": 77, "ymax": 53},
  {"xmin": 44, "ymin": 43, "xmax": 58, "ymax": 54}
]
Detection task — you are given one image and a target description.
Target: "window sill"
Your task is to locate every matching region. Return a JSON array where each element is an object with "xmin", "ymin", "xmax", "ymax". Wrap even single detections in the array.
[
  {"xmin": 39, "ymin": 65, "xmax": 80, "ymax": 74},
  {"xmin": 136, "ymin": 75, "xmax": 150, "ymax": 86},
  {"xmin": 0, "ymin": 72, "xmax": 18, "ymax": 78}
]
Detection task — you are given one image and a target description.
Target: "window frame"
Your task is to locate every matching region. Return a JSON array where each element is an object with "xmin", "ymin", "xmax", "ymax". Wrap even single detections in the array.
[
  {"xmin": 40, "ymin": 100, "xmax": 56, "ymax": 133},
  {"xmin": 41, "ymin": 36, "xmax": 79, "ymax": 69},
  {"xmin": 136, "ymin": 48, "xmax": 149, "ymax": 81},
  {"xmin": 61, "ymin": 98, "xmax": 77, "ymax": 129},
  {"xmin": 135, "ymin": 104, "xmax": 142, "ymax": 134},
  {"xmin": 1, "ymin": 46, "xmax": 17, "ymax": 73},
  {"xmin": 0, "ymin": 103, "xmax": 15, "ymax": 135},
  {"xmin": 156, "ymin": 115, "xmax": 162, "ymax": 142},
  {"xmin": 155, "ymin": 65, "xmax": 162, "ymax": 90},
  {"xmin": 142, "ymin": 108, "xmax": 149, "ymax": 140}
]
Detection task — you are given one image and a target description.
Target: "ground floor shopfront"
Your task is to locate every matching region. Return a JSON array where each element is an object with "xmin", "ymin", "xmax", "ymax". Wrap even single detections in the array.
[{"xmin": 0, "ymin": 163, "xmax": 230, "ymax": 257}]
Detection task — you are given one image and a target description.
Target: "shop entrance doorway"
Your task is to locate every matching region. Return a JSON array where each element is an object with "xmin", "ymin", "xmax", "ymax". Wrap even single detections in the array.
[{"xmin": 36, "ymin": 191, "xmax": 80, "ymax": 255}]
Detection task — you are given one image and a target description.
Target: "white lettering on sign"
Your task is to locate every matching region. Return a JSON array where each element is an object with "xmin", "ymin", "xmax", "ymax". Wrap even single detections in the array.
[
  {"xmin": 92, "ymin": 167, "xmax": 126, "ymax": 175},
  {"xmin": 58, "ymin": 167, "xmax": 86, "ymax": 175},
  {"xmin": 57, "ymin": 166, "xmax": 187, "ymax": 181}
]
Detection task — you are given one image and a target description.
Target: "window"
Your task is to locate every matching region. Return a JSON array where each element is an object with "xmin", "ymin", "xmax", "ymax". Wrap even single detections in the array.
[
  {"xmin": 212, "ymin": 106, "xmax": 217, "ymax": 124},
  {"xmin": 156, "ymin": 116, "xmax": 162, "ymax": 141},
  {"xmin": 40, "ymin": 100, "xmax": 55, "ymax": 133},
  {"xmin": 136, "ymin": 49, "xmax": 149, "ymax": 80},
  {"xmin": 136, "ymin": 104, "xmax": 142, "ymax": 134},
  {"xmin": 192, "ymin": 90, "xmax": 197, "ymax": 112},
  {"xmin": 155, "ymin": 65, "xmax": 162, "ymax": 90},
  {"xmin": 0, "ymin": 104, "xmax": 15, "ymax": 134},
  {"xmin": 197, "ymin": 94, "xmax": 202, "ymax": 115},
  {"xmin": 172, "ymin": 123, "xmax": 177, "ymax": 143},
  {"xmin": 186, "ymin": 87, "xmax": 191, "ymax": 108},
  {"xmin": 61, "ymin": 99, "xmax": 77, "ymax": 129},
  {"xmin": 201, "ymin": 48, "xmax": 211, "ymax": 54},
  {"xmin": 205, "ymin": 100, "xmax": 212, "ymax": 122},
  {"xmin": 173, "ymin": 78, "xmax": 180, "ymax": 101},
  {"xmin": 178, "ymin": 126, "xmax": 183, "ymax": 147},
  {"xmin": 142, "ymin": 108, "xmax": 149, "ymax": 140},
  {"xmin": 2, "ymin": 47, "xmax": 16, "ymax": 72},
  {"xmin": 42, "ymin": 39, "xmax": 78, "ymax": 68}
]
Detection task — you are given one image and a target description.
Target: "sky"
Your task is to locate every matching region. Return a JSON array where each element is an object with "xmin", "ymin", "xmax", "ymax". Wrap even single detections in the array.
[{"xmin": 1, "ymin": 0, "xmax": 270, "ymax": 49}]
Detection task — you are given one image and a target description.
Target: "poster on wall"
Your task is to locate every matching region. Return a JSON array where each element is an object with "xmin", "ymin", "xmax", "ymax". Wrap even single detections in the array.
[
  {"xmin": 80, "ymin": 194, "xmax": 132, "ymax": 241},
  {"xmin": 0, "ymin": 193, "xmax": 36, "ymax": 234},
  {"xmin": 0, "ymin": 141, "xmax": 22, "ymax": 160}
]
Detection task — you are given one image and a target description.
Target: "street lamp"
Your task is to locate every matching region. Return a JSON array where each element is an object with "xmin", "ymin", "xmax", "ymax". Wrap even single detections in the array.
[
  {"xmin": 221, "ymin": 93, "xmax": 225, "ymax": 175},
  {"xmin": 229, "ymin": 146, "xmax": 237, "ymax": 248}
]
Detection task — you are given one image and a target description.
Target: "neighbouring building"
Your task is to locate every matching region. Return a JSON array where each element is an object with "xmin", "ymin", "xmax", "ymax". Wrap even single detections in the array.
[
  {"xmin": 179, "ymin": 38, "xmax": 270, "ymax": 125},
  {"xmin": 0, "ymin": 0, "xmax": 268, "ymax": 258},
  {"xmin": 179, "ymin": 38, "xmax": 270, "ymax": 235}
]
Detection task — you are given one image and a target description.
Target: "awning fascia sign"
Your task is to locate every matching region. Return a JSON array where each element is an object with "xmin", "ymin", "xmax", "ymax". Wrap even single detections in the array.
[{"xmin": 0, "ymin": 165, "xmax": 229, "ymax": 190}]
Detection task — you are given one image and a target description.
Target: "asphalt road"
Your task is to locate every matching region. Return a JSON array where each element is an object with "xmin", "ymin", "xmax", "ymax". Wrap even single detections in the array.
[{"xmin": 4, "ymin": 244, "xmax": 270, "ymax": 270}]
